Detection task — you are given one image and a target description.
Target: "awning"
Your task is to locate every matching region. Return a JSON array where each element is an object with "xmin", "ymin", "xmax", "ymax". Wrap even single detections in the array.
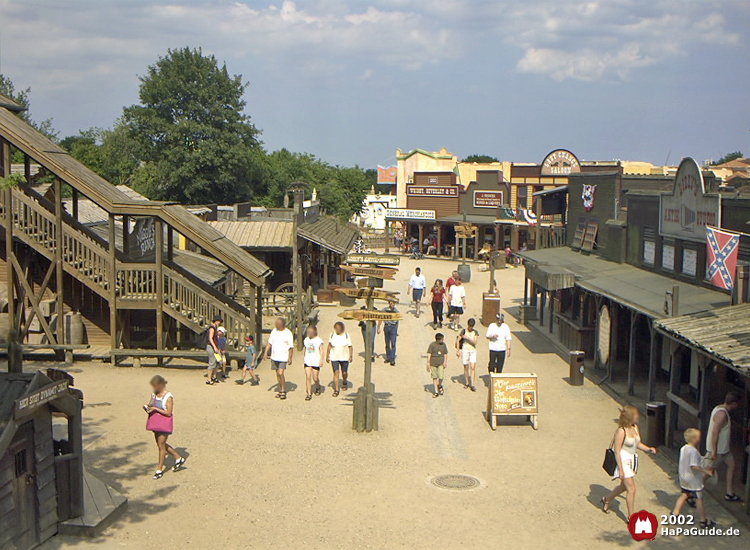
[
  {"xmin": 525, "ymin": 262, "xmax": 577, "ymax": 290},
  {"xmin": 298, "ymin": 216, "xmax": 359, "ymax": 255}
]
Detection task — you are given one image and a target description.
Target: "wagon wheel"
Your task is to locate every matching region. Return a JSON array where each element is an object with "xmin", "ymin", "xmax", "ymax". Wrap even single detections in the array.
[{"xmin": 269, "ymin": 282, "xmax": 296, "ymax": 317}]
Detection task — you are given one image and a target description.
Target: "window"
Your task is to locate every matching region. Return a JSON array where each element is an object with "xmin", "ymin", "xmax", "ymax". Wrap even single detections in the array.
[
  {"xmin": 682, "ymin": 248, "xmax": 697, "ymax": 277},
  {"xmin": 517, "ymin": 185, "xmax": 528, "ymax": 209},
  {"xmin": 14, "ymin": 449, "xmax": 27, "ymax": 478},
  {"xmin": 662, "ymin": 243, "xmax": 675, "ymax": 271},
  {"xmin": 643, "ymin": 241, "xmax": 655, "ymax": 265}
]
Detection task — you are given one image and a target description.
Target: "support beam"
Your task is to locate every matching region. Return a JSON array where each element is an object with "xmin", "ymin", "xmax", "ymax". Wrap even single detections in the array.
[
  {"xmin": 155, "ymin": 217, "xmax": 164, "ymax": 355},
  {"xmin": 54, "ymin": 178, "xmax": 65, "ymax": 345},
  {"xmin": 10, "ymin": 256, "xmax": 57, "ymax": 344},
  {"xmin": 666, "ymin": 344, "xmax": 681, "ymax": 448},
  {"xmin": 698, "ymin": 362, "xmax": 715, "ymax": 454},
  {"xmin": 255, "ymin": 285, "xmax": 263, "ymax": 349},
  {"xmin": 648, "ymin": 325, "xmax": 658, "ymax": 401},
  {"xmin": 609, "ymin": 302, "xmax": 618, "ymax": 381},
  {"xmin": 436, "ymin": 223, "xmax": 442, "ymax": 256},
  {"xmin": 2, "ymin": 139, "xmax": 15, "ymax": 335},
  {"xmin": 108, "ymin": 215, "xmax": 117, "ymax": 351},
  {"xmin": 627, "ymin": 311, "xmax": 638, "ymax": 396}
]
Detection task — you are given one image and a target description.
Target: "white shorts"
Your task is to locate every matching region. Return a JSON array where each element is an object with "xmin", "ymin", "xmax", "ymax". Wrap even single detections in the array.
[
  {"xmin": 462, "ymin": 348, "xmax": 477, "ymax": 365},
  {"xmin": 701, "ymin": 452, "xmax": 733, "ymax": 470},
  {"xmin": 614, "ymin": 451, "xmax": 638, "ymax": 479}
]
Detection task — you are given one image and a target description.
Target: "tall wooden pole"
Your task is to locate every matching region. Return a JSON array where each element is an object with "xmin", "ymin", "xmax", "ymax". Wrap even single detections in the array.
[
  {"xmin": 54, "ymin": 178, "xmax": 64, "ymax": 345},
  {"xmin": 155, "ymin": 218, "xmax": 164, "ymax": 354},
  {"xmin": 1, "ymin": 139, "xmax": 15, "ymax": 337},
  {"xmin": 364, "ymin": 295, "xmax": 374, "ymax": 394},
  {"xmin": 108, "ymin": 215, "xmax": 117, "ymax": 351}
]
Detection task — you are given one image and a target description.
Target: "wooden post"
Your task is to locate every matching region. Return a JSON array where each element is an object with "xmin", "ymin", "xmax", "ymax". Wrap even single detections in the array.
[
  {"xmin": 548, "ymin": 291, "xmax": 554, "ymax": 334},
  {"xmin": 72, "ymin": 188, "xmax": 79, "ymax": 221},
  {"xmin": 436, "ymin": 223, "xmax": 442, "ymax": 256},
  {"xmin": 155, "ymin": 218, "xmax": 164, "ymax": 356},
  {"xmin": 627, "ymin": 311, "xmax": 638, "ymax": 396},
  {"xmin": 535, "ymin": 197, "xmax": 542, "ymax": 249},
  {"xmin": 609, "ymin": 302, "xmax": 618, "ymax": 382},
  {"xmin": 473, "ymin": 228, "xmax": 479, "ymax": 261},
  {"xmin": 648, "ymin": 325, "xmax": 658, "ymax": 401},
  {"xmin": 364, "ymin": 295, "xmax": 374, "ymax": 393},
  {"xmin": 54, "ymin": 178, "xmax": 65, "ymax": 345},
  {"xmin": 698, "ymin": 361, "xmax": 715, "ymax": 452},
  {"xmin": 68, "ymin": 398, "xmax": 84, "ymax": 517},
  {"xmin": 523, "ymin": 276, "xmax": 528, "ymax": 306},
  {"xmin": 255, "ymin": 285, "xmax": 263, "ymax": 349},
  {"xmin": 2, "ymin": 139, "xmax": 15, "ymax": 336},
  {"xmin": 122, "ymin": 215, "xmax": 129, "ymax": 255},
  {"xmin": 494, "ymin": 224, "xmax": 501, "ymax": 251},
  {"xmin": 454, "ymin": 232, "xmax": 459, "ymax": 260},
  {"xmin": 539, "ymin": 290, "xmax": 546, "ymax": 327},
  {"xmin": 666, "ymin": 343, "xmax": 681, "ymax": 448},
  {"xmin": 418, "ymin": 224, "xmax": 424, "ymax": 256},
  {"xmin": 108, "ymin": 215, "xmax": 117, "ymax": 351},
  {"xmin": 167, "ymin": 226, "xmax": 174, "ymax": 263},
  {"xmin": 384, "ymin": 220, "xmax": 390, "ymax": 253}
]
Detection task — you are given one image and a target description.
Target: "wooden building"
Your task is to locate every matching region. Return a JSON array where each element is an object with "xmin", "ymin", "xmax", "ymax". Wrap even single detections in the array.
[{"xmin": 0, "ymin": 95, "xmax": 271, "ymax": 364}]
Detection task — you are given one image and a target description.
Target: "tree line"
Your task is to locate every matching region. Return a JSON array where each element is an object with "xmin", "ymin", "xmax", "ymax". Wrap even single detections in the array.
[{"xmin": 1, "ymin": 48, "xmax": 375, "ymax": 219}]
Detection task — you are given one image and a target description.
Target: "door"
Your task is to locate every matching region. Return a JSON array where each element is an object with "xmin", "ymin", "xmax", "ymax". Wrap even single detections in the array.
[{"xmin": 10, "ymin": 423, "xmax": 38, "ymax": 549}]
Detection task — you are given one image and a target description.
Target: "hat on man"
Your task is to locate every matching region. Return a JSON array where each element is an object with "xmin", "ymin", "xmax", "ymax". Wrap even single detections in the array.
[{"xmin": 212, "ymin": 315, "xmax": 222, "ymax": 323}]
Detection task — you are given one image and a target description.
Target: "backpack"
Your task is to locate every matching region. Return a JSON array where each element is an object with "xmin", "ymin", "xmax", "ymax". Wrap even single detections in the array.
[{"xmin": 197, "ymin": 326, "xmax": 211, "ymax": 349}]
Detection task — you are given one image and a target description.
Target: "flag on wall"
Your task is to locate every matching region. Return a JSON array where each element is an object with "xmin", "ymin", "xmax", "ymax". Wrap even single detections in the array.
[
  {"xmin": 453, "ymin": 162, "xmax": 462, "ymax": 186},
  {"xmin": 706, "ymin": 226, "xmax": 740, "ymax": 291}
]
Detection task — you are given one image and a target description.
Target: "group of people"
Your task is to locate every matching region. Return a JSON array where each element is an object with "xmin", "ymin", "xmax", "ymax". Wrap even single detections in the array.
[
  {"xmin": 408, "ymin": 268, "xmax": 467, "ymax": 330},
  {"xmin": 600, "ymin": 392, "xmax": 744, "ymax": 527}
]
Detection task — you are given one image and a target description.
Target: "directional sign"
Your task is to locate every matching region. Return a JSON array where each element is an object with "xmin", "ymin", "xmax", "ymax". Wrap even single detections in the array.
[
  {"xmin": 356, "ymin": 277, "xmax": 384, "ymax": 288},
  {"xmin": 339, "ymin": 310, "xmax": 402, "ymax": 322},
  {"xmin": 340, "ymin": 265, "xmax": 397, "ymax": 280},
  {"xmin": 15, "ymin": 380, "xmax": 69, "ymax": 419},
  {"xmin": 337, "ymin": 288, "xmax": 399, "ymax": 301},
  {"xmin": 346, "ymin": 253, "xmax": 400, "ymax": 266}
]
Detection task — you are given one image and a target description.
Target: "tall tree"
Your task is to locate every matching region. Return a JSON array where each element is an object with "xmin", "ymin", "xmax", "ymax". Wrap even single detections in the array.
[
  {"xmin": 712, "ymin": 151, "xmax": 744, "ymax": 165},
  {"xmin": 462, "ymin": 154, "xmax": 499, "ymax": 163},
  {"xmin": 123, "ymin": 47, "xmax": 263, "ymax": 204}
]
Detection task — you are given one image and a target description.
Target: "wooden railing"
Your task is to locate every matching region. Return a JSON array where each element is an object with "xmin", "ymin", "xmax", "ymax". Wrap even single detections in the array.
[
  {"xmin": 260, "ymin": 286, "xmax": 316, "ymax": 334},
  {"xmin": 116, "ymin": 264, "xmax": 157, "ymax": 301}
]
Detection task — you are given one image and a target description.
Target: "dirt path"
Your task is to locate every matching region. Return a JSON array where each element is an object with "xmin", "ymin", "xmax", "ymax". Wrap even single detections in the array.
[{"xmin": 40, "ymin": 257, "xmax": 746, "ymax": 549}]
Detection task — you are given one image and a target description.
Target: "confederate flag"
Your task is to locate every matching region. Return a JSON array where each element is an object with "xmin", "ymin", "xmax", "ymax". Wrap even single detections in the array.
[{"xmin": 706, "ymin": 226, "xmax": 740, "ymax": 291}]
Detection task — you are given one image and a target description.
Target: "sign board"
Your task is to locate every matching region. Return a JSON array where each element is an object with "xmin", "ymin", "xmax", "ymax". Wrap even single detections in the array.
[
  {"xmin": 597, "ymin": 305, "xmax": 611, "ymax": 365},
  {"xmin": 682, "ymin": 248, "xmax": 697, "ymax": 277},
  {"xmin": 659, "ymin": 157, "xmax": 720, "ymax": 243},
  {"xmin": 346, "ymin": 253, "xmax": 400, "ymax": 266},
  {"xmin": 540, "ymin": 149, "xmax": 581, "ymax": 176},
  {"xmin": 128, "ymin": 217, "xmax": 157, "ymax": 261},
  {"xmin": 337, "ymin": 288, "xmax": 399, "ymax": 301},
  {"xmin": 473, "ymin": 191, "xmax": 504, "ymax": 209},
  {"xmin": 662, "ymin": 244, "xmax": 675, "ymax": 271},
  {"xmin": 377, "ymin": 165, "xmax": 397, "ymax": 185},
  {"xmin": 15, "ymin": 380, "xmax": 69, "ymax": 419},
  {"xmin": 487, "ymin": 373, "xmax": 538, "ymax": 430},
  {"xmin": 339, "ymin": 265, "xmax": 397, "ymax": 280},
  {"xmin": 406, "ymin": 186, "xmax": 458, "ymax": 197},
  {"xmin": 339, "ymin": 310, "xmax": 402, "ymax": 322},
  {"xmin": 385, "ymin": 208, "xmax": 436, "ymax": 221},
  {"xmin": 355, "ymin": 277, "xmax": 384, "ymax": 288}
]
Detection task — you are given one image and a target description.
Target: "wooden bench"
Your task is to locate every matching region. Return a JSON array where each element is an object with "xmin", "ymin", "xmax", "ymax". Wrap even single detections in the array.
[{"xmin": 110, "ymin": 348, "xmax": 239, "ymax": 368}]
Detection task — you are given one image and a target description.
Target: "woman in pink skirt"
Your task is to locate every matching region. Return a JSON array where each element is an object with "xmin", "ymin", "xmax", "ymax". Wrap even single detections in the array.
[{"xmin": 144, "ymin": 375, "xmax": 186, "ymax": 479}]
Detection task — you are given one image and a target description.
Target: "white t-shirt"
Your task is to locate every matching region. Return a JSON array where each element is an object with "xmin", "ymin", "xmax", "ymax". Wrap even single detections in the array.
[
  {"xmin": 409, "ymin": 274, "xmax": 427, "ymax": 290},
  {"xmin": 448, "ymin": 284, "xmax": 466, "ymax": 307},
  {"xmin": 268, "ymin": 328, "xmax": 294, "ymax": 362},
  {"xmin": 679, "ymin": 445, "xmax": 704, "ymax": 491},
  {"xmin": 328, "ymin": 332, "xmax": 353, "ymax": 362},
  {"xmin": 303, "ymin": 336, "xmax": 324, "ymax": 367},
  {"xmin": 486, "ymin": 322, "xmax": 512, "ymax": 351}
]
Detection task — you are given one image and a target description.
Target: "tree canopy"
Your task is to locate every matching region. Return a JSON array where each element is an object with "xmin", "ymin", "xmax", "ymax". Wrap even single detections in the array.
[
  {"xmin": 712, "ymin": 151, "xmax": 744, "ymax": 165},
  {"xmin": 462, "ymin": 154, "xmax": 499, "ymax": 163},
  {"xmin": 0, "ymin": 75, "xmax": 58, "ymax": 141}
]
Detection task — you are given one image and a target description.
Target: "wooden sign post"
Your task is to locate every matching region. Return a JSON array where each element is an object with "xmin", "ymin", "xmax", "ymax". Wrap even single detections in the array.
[
  {"xmin": 486, "ymin": 372, "xmax": 538, "ymax": 431},
  {"xmin": 344, "ymin": 255, "xmax": 400, "ymax": 433}
]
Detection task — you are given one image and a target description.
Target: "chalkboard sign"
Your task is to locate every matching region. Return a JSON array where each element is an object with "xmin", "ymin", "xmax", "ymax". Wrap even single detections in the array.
[{"xmin": 486, "ymin": 373, "xmax": 538, "ymax": 430}]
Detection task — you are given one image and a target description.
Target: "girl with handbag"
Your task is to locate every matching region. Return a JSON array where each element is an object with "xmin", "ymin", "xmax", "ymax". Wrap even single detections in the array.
[
  {"xmin": 144, "ymin": 375, "xmax": 186, "ymax": 479},
  {"xmin": 601, "ymin": 405, "xmax": 657, "ymax": 519}
]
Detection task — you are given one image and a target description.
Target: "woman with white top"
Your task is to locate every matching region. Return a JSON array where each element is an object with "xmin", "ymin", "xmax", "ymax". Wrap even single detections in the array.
[
  {"xmin": 326, "ymin": 321, "xmax": 353, "ymax": 397},
  {"xmin": 303, "ymin": 325, "xmax": 325, "ymax": 401},
  {"xmin": 601, "ymin": 406, "xmax": 657, "ymax": 519}
]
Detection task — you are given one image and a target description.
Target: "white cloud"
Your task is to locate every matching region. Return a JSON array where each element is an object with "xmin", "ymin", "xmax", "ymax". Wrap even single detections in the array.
[{"xmin": 518, "ymin": 45, "xmax": 655, "ymax": 81}]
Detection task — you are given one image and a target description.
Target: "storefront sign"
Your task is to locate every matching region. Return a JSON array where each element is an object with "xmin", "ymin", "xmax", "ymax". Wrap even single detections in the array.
[
  {"xmin": 128, "ymin": 217, "xmax": 157, "ymax": 260},
  {"xmin": 662, "ymin": 244, "xmax": 675, "ymax": 271},
  {"xmin": 597, "ymin": 305, "xmax": 611, "ymax": 365},
  {"xmin": 659, "ymin": 157, "xmax": 720, "ymax": 242},
  {"xmin": 385, "ymin": 208, "xmax": 436, "ymax": 221},
  {"xmin": 406, "ymin": 186, "xmax": 458, "ymax": 197},
  {"xmin": 15, "ymin": 380, "xmax": 69, "ymax": 418},
  {"xmin": 541, "ymin": 149, "xmax": 581, "ymax": 176},
  {"xmin": 643, "ymin": 240, "xmax": 656, "ymax": 266},
  {"xmin": 473, "ymin": 191, "xmax": 504, "ymax": 208}
]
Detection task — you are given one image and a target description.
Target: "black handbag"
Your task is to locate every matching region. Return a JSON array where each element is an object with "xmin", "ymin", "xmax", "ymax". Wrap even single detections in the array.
[{"xmin": 602, "ymin": 447, "xmax": 617, "ymax": 476}]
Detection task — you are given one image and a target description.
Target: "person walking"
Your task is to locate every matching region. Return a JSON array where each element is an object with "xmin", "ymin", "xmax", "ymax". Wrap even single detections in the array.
[
  {"xmin": 457, "ymin": 318, "xmax": 479, "ymax": 391},
  {"xmin": 326, "ymin": 321, "xmax": 353, "ymax": 396},
  {"xmin": 144, "ymin": 375, "xmax": 185, "ymax": 479},
  {"xmin": 303, "ymin": 325, "xmax": 324, "ymax": 401},
  {"xmin": 408, "ymin": 267, "xmax": 427, "ymax": 318},
  {"xmin": 217, "ymin": 326, "xmax": 228, "ymax": 380},
  {"xmin": 703, "ymin": 392, "xmax": 742, "ymax": 502},
  {"xmin": 430, "ymin": 279, "xmax": 446, "ymax": 328},
  {"xmin": 601, "ymin": 406, "xmax": 657, "ymax": 519},
  {"xmin": 447, "ymin": 277, "xmax": 466, "ymax": 330},
  {"xmin": 236, "ymin": 335, "xmax": 260, "ymax": 385},
  {"xmin": 673, "ymin": 428, "xmax": 716, "ymax": 528},
  {"xmin": 264, "ymin": 317, "xmax": 294, "ymax": 400},
  {"xmin": 205, "ymin": 315, "xmax": 222, "ymax": 385},
  {"xmin": 426, "ymin": 333, "xmax": 449, "ymax": 397},
  {"xmin": 378, "ymin": 300, "xmax": 399, "ymax": 365},
  {"xmin": 446, "ymin": 270, "xmax": 458, "ymax": 291},
  {"xmin": 486, "ymin": 313, "xmax": 512, "ymax": 373}
]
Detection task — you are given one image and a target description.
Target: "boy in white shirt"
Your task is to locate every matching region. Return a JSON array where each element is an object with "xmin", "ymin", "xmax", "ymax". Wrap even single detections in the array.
[
  {"xmin": 303, "ymin": 325, "xmax": 324, "ymax": 401},
  {"xmin": 264, "ymin": 317, "xmax": 294, "ymax": 400},
  {"xmin": 673, "ymin": 428, "xmax": 715, "ymax": 528},
  {"xmin": 447, "ymin": 277, "xmax": 466, "ymax": 330}
]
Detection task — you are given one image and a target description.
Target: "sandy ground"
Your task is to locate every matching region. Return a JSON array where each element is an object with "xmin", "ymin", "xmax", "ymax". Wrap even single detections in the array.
[{"xmin": 36, "ymin": 256, "xmax": 748, "ymax": 550}]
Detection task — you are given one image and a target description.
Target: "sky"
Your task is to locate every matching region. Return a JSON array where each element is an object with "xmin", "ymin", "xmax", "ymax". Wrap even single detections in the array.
[{"xmin": 1, "ymin": 0, "xmax": 749, "ymax": 169}]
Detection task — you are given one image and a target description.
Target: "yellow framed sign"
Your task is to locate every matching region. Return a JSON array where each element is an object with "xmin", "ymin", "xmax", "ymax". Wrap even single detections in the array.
[{"xmin": 486, "ymin": 373, "xmax": 538, "ymax": 430}]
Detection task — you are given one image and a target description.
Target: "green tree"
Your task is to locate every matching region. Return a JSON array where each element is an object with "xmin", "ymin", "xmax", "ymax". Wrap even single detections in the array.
[
  {"xmin": 462, "ymin": 154, "xmax": 499, "ymax": 163},
  {"xmin": 712, "ymin": 151, "xmax": 744, "ymax": 165},
  {"xmin": 0, "ymin": 74, "xmax": 58, "ymax": 141},
  {"xmin": 122, "ymin": 47, "xmax": 263, "ymax": 204}
]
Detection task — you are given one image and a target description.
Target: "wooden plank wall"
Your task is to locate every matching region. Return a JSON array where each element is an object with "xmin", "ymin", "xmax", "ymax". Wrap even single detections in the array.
[
  {"xmin": 0, "ymin": 448, "xmax": 15, "ymax": 548},
  {"xmin": 34, "ymin": 413, "xmax": 58, "ymax": 543}
]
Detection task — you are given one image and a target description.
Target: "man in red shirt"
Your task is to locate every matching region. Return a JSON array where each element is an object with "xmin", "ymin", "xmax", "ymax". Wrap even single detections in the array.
[{"xmin": 446, "ymin": 270, "xmax": 458, "ymax": 291}]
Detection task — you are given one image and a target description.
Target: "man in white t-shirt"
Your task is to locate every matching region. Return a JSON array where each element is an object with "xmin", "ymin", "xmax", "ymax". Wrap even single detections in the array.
[
  {"xmin": 702, "ymin": 392, "xmax": 741, "ymax": 501},
  {"xmin": 486, "ymin": 313, "xmax": 511, "ymax": 373},
  {"xmin": 408, "ymin": 267, "xmax": 427, "ymax": 318},
  {"xmin": 447, "ymin": 277, "xmax": 466, "ymax": 330},
  {"xmin": 264, "ymin": 317, "xmax": 294, "ymax": 400}
]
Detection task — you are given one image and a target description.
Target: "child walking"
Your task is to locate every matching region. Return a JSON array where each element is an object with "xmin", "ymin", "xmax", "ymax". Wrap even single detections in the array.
[
  {"xmin": 144, "ymin": 375, "xmax": 185, "ymax": 479},
  {"xmin": 303, "ymin": 325, "xmax": 325, "ymax": 401},
  {"xmin": 237, "ymin": 335, "xmax": 260, "ymax": 385},
  {"xmin": 673, "ymin": 428, "xmax": 715, "ymax": 528},
  {"xmin": 217, "ymin": 326, "xmax": 228, "ymax": 380},
  {"xmin": 426, "ymin": 333, "xmax": 449, "ymax": 397}
]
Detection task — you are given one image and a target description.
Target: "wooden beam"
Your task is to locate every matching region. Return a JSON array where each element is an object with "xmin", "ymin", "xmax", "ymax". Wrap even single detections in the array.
[
  {"xmin": 648, "ymin": 324, "xmax": 658, "ymax": 401},
  {"xmin": 155, "ymin": 218, "xmax": 164, "ymax": 356},
  {"xmin": 54, "ymin": 178, "xmax": 65, "ymax": 345},
  {"xmin": 17, "ymin": 259, "xmax": 56, "ymax": 339},
  {"xmin": 698, "ymin": 362, "xmax": 715, "ymax": 454},
  {"xmin": 2, "ymin": 139, "xmax": 15, "ymax": 335},
  {"xmin": 108, "ymin": 215, "xmax": 117, "ymax": 351},
  {"xmin": 666, "ymin": 344, "xmax": 681, "ymax": 448},
  {"xmin": 255, "ymin": 285, "xmax": 263, "ymax": 349},
  {"xmin": 627, "ymin": 310, "xmax": 638, "ymax": 396},
  {"xmin": 10, "ymin": 255, "xmax": 57, "ymax": 344}
]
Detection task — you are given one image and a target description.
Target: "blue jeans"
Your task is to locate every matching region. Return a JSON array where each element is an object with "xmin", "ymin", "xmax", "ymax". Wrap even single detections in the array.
[{"xmin": 384, "ymin": 324, "xmax": 398, "ymax": 363}]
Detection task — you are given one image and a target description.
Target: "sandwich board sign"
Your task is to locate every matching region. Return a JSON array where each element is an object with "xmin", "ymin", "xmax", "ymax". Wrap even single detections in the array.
[{"xmin": 486, "ymin": 373, "xmax": 538, "ymax": 430}]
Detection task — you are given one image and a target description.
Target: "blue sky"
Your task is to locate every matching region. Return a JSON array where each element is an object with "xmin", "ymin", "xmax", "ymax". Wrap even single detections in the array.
[{"xmin": 1, "ymin": 0, "xmax": 749, "ymax": 168}]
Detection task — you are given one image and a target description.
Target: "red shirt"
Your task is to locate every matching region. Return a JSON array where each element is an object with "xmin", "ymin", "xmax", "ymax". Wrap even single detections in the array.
[
  {"xmin": 431, "ymin": 287, "xmax": 446, "ymax": 302},
  {"xmin": 446, "ymin": 277, "xmax": 456, "ymax": 290}
]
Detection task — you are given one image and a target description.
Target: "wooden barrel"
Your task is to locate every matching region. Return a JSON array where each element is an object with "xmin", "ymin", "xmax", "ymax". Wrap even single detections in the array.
[
  {"xmin": 68, "ymin": 312, "xmax": 85, "ymax": 345},
  {"xmin": 457, "ymin": 263, "xmax": 471, "ymax": 283}
]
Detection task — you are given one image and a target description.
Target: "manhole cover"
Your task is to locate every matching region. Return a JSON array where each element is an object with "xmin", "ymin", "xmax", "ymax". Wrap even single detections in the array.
[{"xmin": 431, "ymin": 474, "xmax": 481, "ymax": 490}]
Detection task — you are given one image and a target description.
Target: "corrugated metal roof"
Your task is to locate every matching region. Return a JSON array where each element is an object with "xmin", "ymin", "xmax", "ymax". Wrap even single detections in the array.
[
  {"xmin": 209, "ymin": 220, "xmax": 294, "ymax": 250},
  {"xmin": 298, "ymin": 216, "xmax": 359, "ymax": 255},
  {"xmin": 520, "ymin": 247, "xmax": 731, "ymax": 319},
  {"xmin": 655, "ymin": 303, "xmax": 750, "ymax": 371}
]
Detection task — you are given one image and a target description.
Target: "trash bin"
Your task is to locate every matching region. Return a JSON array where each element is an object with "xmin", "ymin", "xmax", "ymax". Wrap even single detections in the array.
[
  {"xmin": 569, "ymin": 351, "xmax": 585, "ymax": 386},
  {"xmin": 457, "ymin": 263, "xmax": 471, "ymax": 283},
  {"xmin": 645, "ymin": 402, "xmax": 666, "ymax": 447}
]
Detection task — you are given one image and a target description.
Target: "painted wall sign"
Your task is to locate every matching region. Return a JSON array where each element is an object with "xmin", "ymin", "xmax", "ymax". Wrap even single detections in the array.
[
  {"xmin": 662, "ymin": 244, "xmax": 675, "ymax": 271},
  {"xmin": 581, "ymin": 184, "xmax": 597, "ymax": 212},
  {"xmin": 406, "ymin": 186, "xmax": 458, "ymax": 197},
  {"xmin": 540, "ymin": 149, "xmax": 581, "ymax": 176},
  {"xmin": 377, "ymin": 165, "xmax": 397, "ymax": 184},
  {"xmin": 128, "ymin": 217, "xmax": 157, "ymax": 260},
  {"xmin": 659, "ymin": 157, "xmax": 720, "ymax": 242},
  {"xmin": 385, "ymin": 208, "xmax": 436, "ymax": 221},
  {"xmin": 15, "ymin": 380, "xmax": 69, "ymax": 418},
  {"xmin": 597, "ymin": 305, "xmax": 611, "ymax": 365},
  {"xmin": 473, "ymin": 191, "xmax": 504, "ymax": 208},
  {"xmin": 682, "ymin": 248, "xmax": 697, "ymax": 277}
]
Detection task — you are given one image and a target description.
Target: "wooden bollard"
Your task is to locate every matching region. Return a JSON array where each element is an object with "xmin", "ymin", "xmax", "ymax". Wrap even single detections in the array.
[{"xmin": 353, "ymin": 386, "xmax": 367, "ymax": 432}]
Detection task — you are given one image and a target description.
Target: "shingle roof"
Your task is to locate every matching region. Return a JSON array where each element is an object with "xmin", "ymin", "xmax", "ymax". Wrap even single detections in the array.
[
  {"xmin": 298, "ymin": 216, "xmax": 359, "ymax": 255},
  {"xmin": 209, "ymin": 220, "xmax": 294, "ymax": 250},
  {"xmin": 655, "ymin": 303, "xmax": 750, "ymax": 371}
]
